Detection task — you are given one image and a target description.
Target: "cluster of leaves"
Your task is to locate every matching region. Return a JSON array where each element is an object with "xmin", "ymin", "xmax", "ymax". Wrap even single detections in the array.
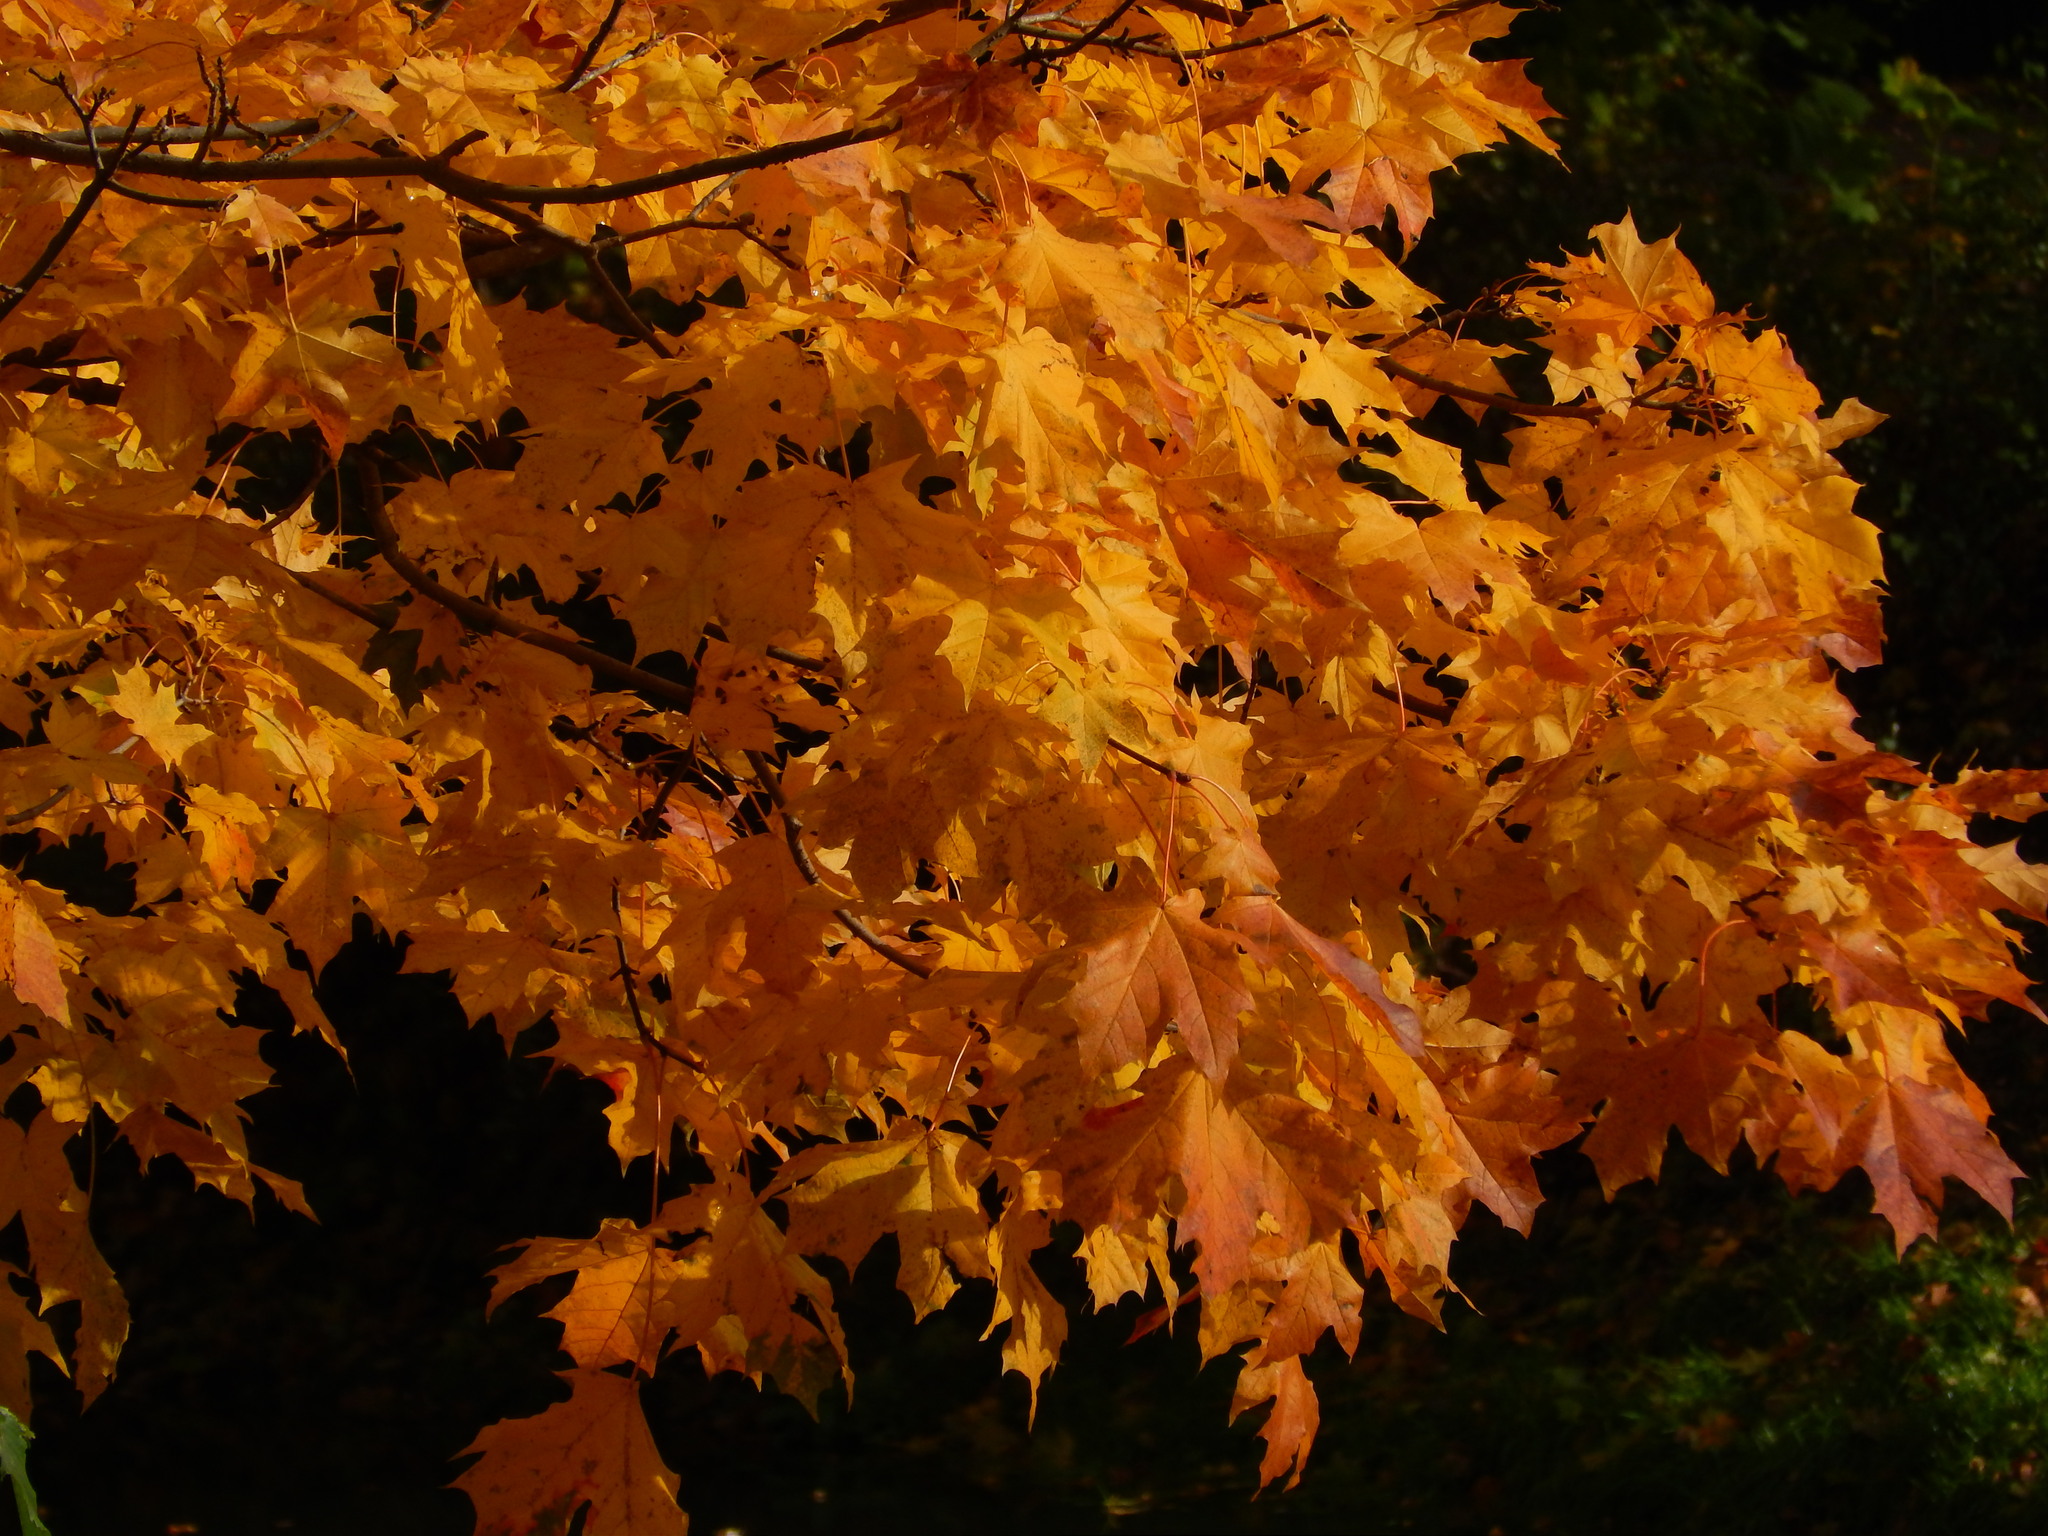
[
  {"xmin": 1410, "ymin": 0, "xmax": 2048, "ymax": 767},
  {"xmin": 631, "ymin": 1153, "xmax": 2048, "ymax": 1535},
  {"xmin": 0, "ymin": 1, "xmax": 2043, "ymax": 1526}
]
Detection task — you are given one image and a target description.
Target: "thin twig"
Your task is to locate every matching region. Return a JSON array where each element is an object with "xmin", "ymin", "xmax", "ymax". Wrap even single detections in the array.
[
  {"xmin": 585, "ymin": 34, "xmax": 668, "ymax": 80},
  {"xmin": 601, "ymin": 212, "xmax": 798, "ymax": 269},
  {"xmin": 253, "ymin": 453, "xmax": 334, "ymax": 534},
  {"xmin": 765, "ymin": 645, "xmax": 832, "ymax": 673},
  {"xmin": 1375, "ymin": 354, "xmax": 1604, "ymax": 421},
  {"xmin": 285, "ymin": 569, "xmax": 394, "ymax": 629},
  {"xmin": 1014, "ymin": 12, "xmax": 1329, "ymax": 60},
  {"xmin": 4, "ymin": 787, "xmax": 68, "ymax": 825},
  {"xmin": 423, "ymin": 180, "xmax": 674, "ymax": 358},
  {"xmin": 105, "ymin": 180, "xmax": 229, "ymax": 210},
  {"xmin": 752, "ymin": 0, "xmax": 953, "ymax": 78},
  {"xmin": 561, "ymin": 0, "xmax": 630, "ymax": 90},
  {"xmin": 45, "ymin": 118, "xmax": 321, "ymax": 146},
  {"xmin": 261, "ymin": 111, "xmax": 358, "ymax": 163},
  {"xmin": 1107, "ymin": 737, "xmax": 1193, "ymax": 785},
  {"xmin": 1025, "ymin": 0, "xmax": 1141, "ymax": 63},
  {"xmin": 742, "ymin": 748, "xmax": 936, "ymax": 979},
  {"xmin": 609, "ymin": 887, "xmax": 708, "ymax": 1069}
]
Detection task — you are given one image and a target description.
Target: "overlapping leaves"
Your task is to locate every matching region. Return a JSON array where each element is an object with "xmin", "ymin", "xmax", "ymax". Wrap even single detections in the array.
[{"xmin": 0, "ymin": 1, "xmax": 2041, "ymax": 1528}]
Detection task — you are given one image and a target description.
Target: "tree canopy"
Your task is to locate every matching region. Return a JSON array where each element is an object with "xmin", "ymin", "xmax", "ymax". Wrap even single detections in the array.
[{"xmin": 0, "ymin": 2, "xmax": 2043, "ymax": 1526}]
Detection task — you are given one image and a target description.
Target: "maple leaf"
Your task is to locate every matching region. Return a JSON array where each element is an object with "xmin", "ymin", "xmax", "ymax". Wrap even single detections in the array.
[
  {"xmin": 1047, "ymin": 891, "xmax": 1253, "ymax": 1081},
  {"xmin": 0, "ymin": 875, "xmax": 69, "ymax": 1028},
  {"xmin": 0, "ymin": 0, "xmax": 2041, "ymax": 1518},
  {"xmin": 455, "ymin": 1368, "xmax": 685, "ymax": 1536}
]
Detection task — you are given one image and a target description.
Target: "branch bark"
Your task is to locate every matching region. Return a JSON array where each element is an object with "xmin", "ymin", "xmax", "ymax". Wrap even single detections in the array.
[{"xmin": 0, "ymin": 116, "xmax": 901, "ymax": 206}]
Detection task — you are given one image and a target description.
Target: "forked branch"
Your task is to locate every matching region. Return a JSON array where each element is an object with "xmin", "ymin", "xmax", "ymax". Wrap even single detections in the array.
[
  {"xmin": 0, "ymin": 106, "xmax": 143, "ymax": 327},
  {"xmin": 355, "ymin": 454, "xmax": 700, "ymax": 713}
]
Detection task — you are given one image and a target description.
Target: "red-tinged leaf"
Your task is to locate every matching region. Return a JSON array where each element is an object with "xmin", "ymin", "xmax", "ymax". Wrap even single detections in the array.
[
  {"xmin": 1230, "ymin": 1353, "xmax": 1321, "ymax": 1491},
  {"xmin": 1217, "ymin": 894, "xmax": 1422, "ymax": 1055},
  {"xmin": 1051, "ymin": 1059, "xmax": 1356, "ymax": 1296},
  {"xmin": 1804, "ymin": 921, "xmax": 1928, "ymax": 1014},
  {"xmin": 455, "ymin": 1367, "xmax": 685, "ymax": 1536},
  {"xmin": 1261, "ymin": 1238, "xmax": 1364, "ymax": 1361},
  {"xmin": 1442, "ymin": 1060, "xmax": 1580, "ymax": 1234},
  {"xmin": 1778, "ymin": 1031, "xmax": 2021, "ymax": 1253},
  {"xmin": 0, "ymin": 873, "xmax": 68, "ymax": 1026},
  {"xmin": 1053, "ymin": 892, "xmax": 1252, "ymax": 1081},
  {"xmin": 3, "ymin": 1, "xmax": 2042, "ymax": 1515},
  {"xmin": 1581, "ymin": 1026, "xmax": 1764, "ymax": 1194}
]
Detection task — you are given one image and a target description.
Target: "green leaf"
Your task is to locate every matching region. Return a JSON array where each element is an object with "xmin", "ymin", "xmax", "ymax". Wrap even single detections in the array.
[{"xmin": 0, "ymin": 1408, "xmax": 51, "ymax": 1536}]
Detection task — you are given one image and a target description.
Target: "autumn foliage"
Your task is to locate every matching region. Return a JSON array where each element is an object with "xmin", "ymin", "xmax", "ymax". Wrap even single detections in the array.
[{"xmin": 0, "ymin": 0, "xmax": 2044, "ymax": 1524}]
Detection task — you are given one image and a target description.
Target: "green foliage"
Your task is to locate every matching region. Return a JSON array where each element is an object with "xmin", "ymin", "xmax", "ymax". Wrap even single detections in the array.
[{"xmin": 0, "ymin": 1408, "xmax": 50, "ymax": 1536}]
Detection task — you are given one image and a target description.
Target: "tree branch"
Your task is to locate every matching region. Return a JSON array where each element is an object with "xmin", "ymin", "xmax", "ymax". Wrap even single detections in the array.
[
  {"xmin": 44, "ymin": 118, "xmax": 321, "ymax": 146},
  {"xmin": 753, "ymin": 0, "xmax": 953, "ymax": 77},
  {"xmin": 742, "ymin": 748, "xmax": 936, "ymax": 979},
  {"xmin": 356, "ymin": 454, "xmax": 700, "ymax": 713},
  {"xmin": 1370, "ymin": 679, "xmax": 1454, "ymax": 724},
  {"xmin": 1374, "ymin": 354, "xmax": 1605, "ymax": 422},
  {"xmin": 1024, "ymin": 0, "xmax": 1142, "ymax": 63},
  {"xmin": 4, "ymin": 787, "xmax": 69, "ymax": 825},
  {"xmin": 0, "ymin": 116, "xmax": 901, "ymax": 206},
  {"xmin": 0, "ymin": 107, "xmax": 142, "ymax": 328},
  {"xmin": 1015, "ymin": 12, "xmax": 1330, "ymax": 61}
]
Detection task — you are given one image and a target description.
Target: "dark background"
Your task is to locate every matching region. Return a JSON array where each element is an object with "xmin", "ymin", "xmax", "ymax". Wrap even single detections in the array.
[{"xmin": 12, "ymin": 3, "xmax": 2048, "ymax": 1531}]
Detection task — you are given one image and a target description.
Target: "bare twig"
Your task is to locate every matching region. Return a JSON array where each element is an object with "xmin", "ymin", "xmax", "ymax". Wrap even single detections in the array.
[
  {"xmin": 424, "ymin": 181, "xmax": 674, "ymax": 358},
  {"xmin": 600, "ymin": 213, "xmax": 798, "ymax": 270},
  {"xmin": 742, "ymin": 748, "xmax": 937, "ymax": 979},
  {"xmin": 1025, "ymin": 0, "xmax": 1141, "ymax": 63},
  {"xmin": 105, "ymin": 180, "xmax": 229, "ymax": 210},
  {"xmin": 752, "ymin": 0, "xmax": 952, "ymax": 79},
  {"xmin": 261, "ymin": 111, "xmax": 358, "ymax": 163},
  {"xmin": 285, "ymin": 569, "xmax": 394, "ymax": 630},
  {"xmin": 253, "ymin": 454, "xmax": 335, "ymax": 534},
  {"xmin": 585, "ymin": 34, "xmax": 668, "ymax": 80},
  {"xmin": 45, "ymin": 118, "xmax": 321, "ymax": 147}
]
